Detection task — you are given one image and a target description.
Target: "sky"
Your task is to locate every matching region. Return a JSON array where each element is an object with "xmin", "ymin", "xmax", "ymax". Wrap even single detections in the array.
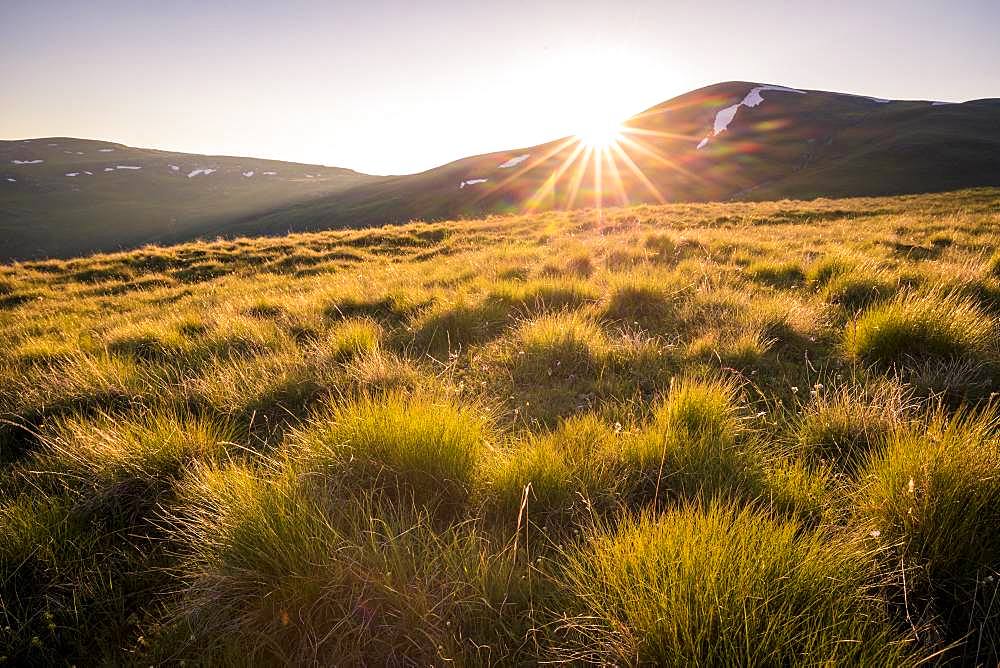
[{"xmin": 2, "ymin": 1, "xmax": 998, "ymax": 175}]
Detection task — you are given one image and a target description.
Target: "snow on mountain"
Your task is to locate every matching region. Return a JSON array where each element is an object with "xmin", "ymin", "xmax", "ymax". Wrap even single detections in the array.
[
  {"xmin": 498, "ymin": 154, "xmax": 530, "ymax": 169},
  {"xmin": 697, "ymin": 85, "xmax": 807, "ymax": 149}
]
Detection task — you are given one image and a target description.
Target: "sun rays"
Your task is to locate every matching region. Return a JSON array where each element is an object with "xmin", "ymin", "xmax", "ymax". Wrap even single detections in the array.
[{"xmin": 471, "ymin": 114, "xmax": 708, "ymax": 217}]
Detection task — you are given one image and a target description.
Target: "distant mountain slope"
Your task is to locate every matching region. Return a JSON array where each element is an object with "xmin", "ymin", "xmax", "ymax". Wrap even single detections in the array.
[
  {"xmin": 3, "ymin": 82, "xmax": 999, "ymax": 260},
  {"xmin": 0, "ymin": 138, "xmax": 383, "ymax": 260},
  {"xmin": 232, "ymin": 82, "xmax": 999, "ymax": 238}
]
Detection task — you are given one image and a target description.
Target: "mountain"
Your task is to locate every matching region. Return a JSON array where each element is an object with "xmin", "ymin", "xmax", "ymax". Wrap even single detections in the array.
[
  {"xmin": 0, "ymin": 139, "xmax": 384, "ymax": 260},
  {"xmin": 3, "ymin": 82, "xmax": 999, "ymax": 261}
]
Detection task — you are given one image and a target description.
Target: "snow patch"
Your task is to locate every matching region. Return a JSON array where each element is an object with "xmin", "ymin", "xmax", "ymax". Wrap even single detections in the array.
[
  {"xmin": 65, "ymin": 172, "xmax": 80, "ymax": 177},
  {"xmin": 742, "ymin": 85, "xmax": 803, "ymax": 107},
  {"xmin": 116, "ymin": 165, "xmax": 142, "ymax": 170},
  {"xmin": 460, "ymin": 178, "xmax": 488, "ymax": 189},
  {"xmin": 11, "ymin": 159, "xmax": 44, "ymax": 165},
  {"xmin": 6, "ymin": 178, "xmax": 16, "ymax": 183},
  {"xmin": 931, "ymin": 101, "xmax": 953, "ymax": 106},
  {"xmin": 104, "ymin": 167, "xmax": 114, "ymax": 172},
  {"xmin": 84, "ymin": 171, "xmax": 93, "ymax": 175},
  {"xmin": 168, "ymin": 164, "xmax": 180, "ymax": 171},
  {"xmin": 498, "ymin": 154, "xmax": 530, "ymax": 169},
  {"xmin": 698, "ymin": 85, "xmax": 807, "ymax": 149},
  {"xmin": 98, "ymin": 148, "xmax": 114, "ymax": 152},
  {"xmin": 713, "ymin": 104, "xmax": 741, "ymax": 134},
  {"xmin": 187, "ymin": 168, "xmax": 216, "ymax": 178},
  {"xmin": 262, "ymin": 171, "xmax": 277, "ymax": 175},
  {"xmin": 242, "ymin": 171, "xmax": 254, "ymax": 177}
]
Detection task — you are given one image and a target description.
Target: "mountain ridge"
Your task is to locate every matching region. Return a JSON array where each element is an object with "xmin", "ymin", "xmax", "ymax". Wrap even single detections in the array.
[{"xmin": 3, "ymin": 81, "xmax": 999, "ymax": 261}]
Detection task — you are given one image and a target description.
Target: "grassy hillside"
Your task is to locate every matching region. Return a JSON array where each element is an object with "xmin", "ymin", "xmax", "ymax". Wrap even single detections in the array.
[{"xmin": 2, "ymin": 187, "xmax": 1000, "ymax": 664}]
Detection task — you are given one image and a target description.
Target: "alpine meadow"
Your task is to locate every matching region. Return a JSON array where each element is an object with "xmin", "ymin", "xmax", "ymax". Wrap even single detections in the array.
[
  {"xmin": 2, "ymin": 188, "xmax": 1000, "ymax": 664},
  {"xmin": 4, "ymin": 1, "xmax": 1000, "ymax": 666}
]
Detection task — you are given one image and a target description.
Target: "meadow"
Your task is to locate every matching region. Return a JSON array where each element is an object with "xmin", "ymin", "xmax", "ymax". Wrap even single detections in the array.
[{"xmin": 2, "ymin": 187, "xmax": 1000, "ymax": 665}]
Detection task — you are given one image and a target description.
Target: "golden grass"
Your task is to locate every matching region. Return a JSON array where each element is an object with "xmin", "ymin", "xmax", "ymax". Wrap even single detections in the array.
[{"xmin": 2, "ymin": 188, "xmax": 1000, "ymax": 663}]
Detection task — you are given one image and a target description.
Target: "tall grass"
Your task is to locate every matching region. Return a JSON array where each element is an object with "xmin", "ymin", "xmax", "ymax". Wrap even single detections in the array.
[
  {"xmin": 621, "ymin": 376, "xmax": 759, "ymax": 504},
  {"xmin": 163, "ymin": 466, "xmax": 541, "ymax": 665},
  {"xmin": 844, "ymin": 291, "xmax": 995, "ymax": 366},
  {"xmin": 479, "ymin": 413, "xmax": 624, "ymax": 523},
  {"xmin": 1, "ymin": 190, "xmax": 999, "ymax": 663},
  {"xmin": 288, "ymin": 393, "xmax": 492, "ymax": 511},
  {"xmin": 856, "ymin": 405, "xmax": 1000, "ymax": 661},
  {"xmin": 557, "ymin": 501, "xmax": 920, "ymax": 664}
]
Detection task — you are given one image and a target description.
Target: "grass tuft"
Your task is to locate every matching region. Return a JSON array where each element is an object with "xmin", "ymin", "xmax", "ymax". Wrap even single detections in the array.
[
  {"xmin": 746, "ymin": 260, "xmax": 805, "ymax": 288},
  {"xmin": 844, "ymin": 291, "xmax": 995, "ymax": 367},
  {"xmin": 557, "ymin": 501, "xmax": 919, "ymax": 665},
  {"xmin": 290, "ymin": 393, "xmax": 491, "ymax": 510}
]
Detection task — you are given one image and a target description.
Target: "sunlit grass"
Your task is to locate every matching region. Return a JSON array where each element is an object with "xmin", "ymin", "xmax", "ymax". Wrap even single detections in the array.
[{"xmin": 1, "ymin": 189, "xmax": 999, "ymax": 663}]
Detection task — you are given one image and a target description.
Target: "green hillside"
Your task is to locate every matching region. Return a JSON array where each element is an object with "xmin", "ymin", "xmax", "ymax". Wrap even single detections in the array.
[{"xmin": 3, "ymin": 188, "xmax": 1000, "ymax": 664}]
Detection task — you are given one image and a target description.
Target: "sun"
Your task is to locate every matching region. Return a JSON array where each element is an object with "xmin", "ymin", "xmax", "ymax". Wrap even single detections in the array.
[{"xmin": 575, "ymin": 117, "xmax": 625, "ymax": 148}]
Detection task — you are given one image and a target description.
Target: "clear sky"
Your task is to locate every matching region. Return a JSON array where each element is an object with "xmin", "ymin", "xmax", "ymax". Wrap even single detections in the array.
[{"xmin": 2, "ymin": 0, "xmax": 997, "ymax": 175}]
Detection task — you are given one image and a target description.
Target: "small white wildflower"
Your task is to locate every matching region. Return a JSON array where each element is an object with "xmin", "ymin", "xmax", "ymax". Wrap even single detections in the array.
[
  {"xmin": 614, "ymin": 422, "xmax": 623, "ymax": 433},
  {"xmin": 870, "ymin": 530, "xmax": 881, "ymax": 538},
  {"xmin": 791, "ymin": 386, "xmax": 799, "ymax": 393}
]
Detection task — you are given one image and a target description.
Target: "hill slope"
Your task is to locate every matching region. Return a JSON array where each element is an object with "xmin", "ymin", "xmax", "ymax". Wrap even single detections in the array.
[
  {"xmin": 240, "ymin": 82, "xmax": 1000, "ymax": 234},
  {"xmin": 0, "ymin": 138, "xmax": 383, "ymax": 260},
  {"xmin": 3, "ymin": 82, "xmax": 999, "ymax": 260}
]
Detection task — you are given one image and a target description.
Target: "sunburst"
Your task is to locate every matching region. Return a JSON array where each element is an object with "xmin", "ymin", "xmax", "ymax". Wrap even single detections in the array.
[{"xmin": 471, "ymin": 100, "xmax": 708, "ymax": 217}]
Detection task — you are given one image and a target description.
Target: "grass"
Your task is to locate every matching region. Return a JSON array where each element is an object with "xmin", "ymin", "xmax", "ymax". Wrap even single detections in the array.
[
  {"xmin": 288, "ymin": 393, "xmax": 492, "ymax": 512},
  {"xmin": 598, "ymin": 271, "xmax": 685, "ymax": 333},
  {"xmin": 479, "ymin": 413, "xmax": 625, "ymax": 523},
  {"xmin": 856, "ymin": 405, "xmax": 1000, "ymax": 662},
  {"xmin": 844, "ymin": 290, "xmax": 996, "ymax": 367},
  {"xmin": 822, "ymin": 266, "xmax": 897, "ymax": 311},
  {"xmin": 558, "ymin": 502, "xmax": 920, "ymax": 665},
  {"xmin": 621, "ymin": 376, "xmax": 776, "ymax": 507},
  {"xmin": 795, "ymin": 379, "xmax": 913, "ymax": 472},
  {"xmin": 2, "ymin": 188, "xmax": 1000, "ymax": 663},
  {"xmin": 746, "ymin": 259, "xmax": 806, "ymax": 288}
]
